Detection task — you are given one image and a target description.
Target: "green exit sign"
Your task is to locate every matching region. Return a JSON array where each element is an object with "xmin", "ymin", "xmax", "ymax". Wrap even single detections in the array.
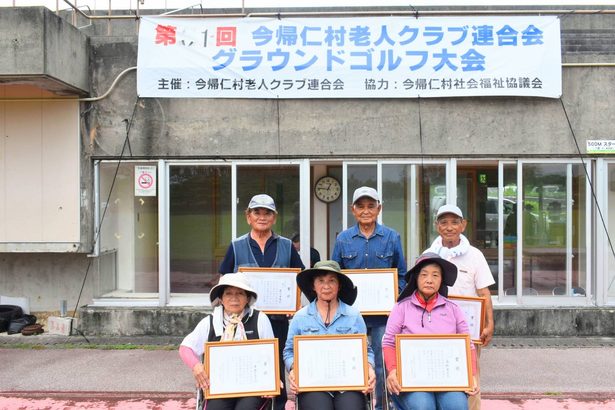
[{"xmin": 479, "ymin": 173, "xmax": 487, "ymax": 184}]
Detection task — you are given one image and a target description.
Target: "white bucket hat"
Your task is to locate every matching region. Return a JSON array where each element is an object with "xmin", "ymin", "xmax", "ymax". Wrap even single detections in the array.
[{"xmin": 209, "ymin": 273, "xmax": 258, "ymax": 307}]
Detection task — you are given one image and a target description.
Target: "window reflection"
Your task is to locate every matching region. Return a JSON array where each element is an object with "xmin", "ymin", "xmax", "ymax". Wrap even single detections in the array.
[
  {"xmin": 169, "ymin": 166, "xmax": 231, "ymax": 293},
  {"xmin": 608, "ymin": 164, "xmax": 615, "ymax": 298},
  {"xmin": 520, "ymin": 164, "xmax": 586, "ymax": 296},
  {"xmin": 236, "ymin": 165, "xmax": 300, "ymax": 239}
]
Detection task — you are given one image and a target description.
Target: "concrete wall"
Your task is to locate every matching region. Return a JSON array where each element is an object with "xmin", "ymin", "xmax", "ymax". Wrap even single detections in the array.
[
  {"xmin": 0, "ymin": 253, "xmax": 95, "ymax": 312},
  {"xmin": 77, "ymin": 306, "xmax": 615, "ymax": 337},
  {"xmin": 81, "ymin": 11, "xmax": 615, "ymax": 161},
  {"xmin": 0, "ymin": 7, "xmax": 89, "ymax": 94}
]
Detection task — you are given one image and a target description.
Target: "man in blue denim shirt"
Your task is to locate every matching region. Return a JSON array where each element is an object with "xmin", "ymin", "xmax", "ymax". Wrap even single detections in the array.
[{"xmin": 332, "ymin": 186, "xmax": 406, "ymax": 410}]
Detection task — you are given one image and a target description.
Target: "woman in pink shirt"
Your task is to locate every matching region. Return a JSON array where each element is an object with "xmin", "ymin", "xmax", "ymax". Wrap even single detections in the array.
[{"xmin": 382, "ymin": 253, "xmax": 478, "ymax": 410}]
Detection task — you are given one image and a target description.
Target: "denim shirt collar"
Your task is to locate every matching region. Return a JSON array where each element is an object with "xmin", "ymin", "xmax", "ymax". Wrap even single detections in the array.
[
  {"xmin": 306, "ymin": 299, "xmax": 349, "ymax": 326},
  {"xmin": 350, "ymin": 222, "xmax": 384, "ymax": 239}
]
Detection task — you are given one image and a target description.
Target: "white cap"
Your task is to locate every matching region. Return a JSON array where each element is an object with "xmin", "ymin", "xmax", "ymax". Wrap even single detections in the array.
[
  {"xmin": 247, "ymin": 194, "xmax": 277, "ymax": 213},
  {"xmin": 436, "ymin": 204, "xmax": 464, "ymax": 219},
  {"xmin": 352, "ymin": 186, "xmax": 380, "ymax": 204}
]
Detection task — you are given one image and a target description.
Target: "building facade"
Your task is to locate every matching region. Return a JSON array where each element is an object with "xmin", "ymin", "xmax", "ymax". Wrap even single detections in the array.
[{"xmin": 1, "ymin": 5, "xmax": 615, "ymax": 336}]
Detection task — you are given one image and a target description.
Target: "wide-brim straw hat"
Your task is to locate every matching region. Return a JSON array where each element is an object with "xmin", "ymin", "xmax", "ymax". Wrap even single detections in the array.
[
  {"xmin": 296, "ymin": 260, "xmax": 357, "ymax": 305},
  {"xmin": 398, "ymin": 252, "xmax": 458, "ymax": 301},
  {"xmin": 209, "ymin": 273, "xmax": 258, "ymax": 307}
]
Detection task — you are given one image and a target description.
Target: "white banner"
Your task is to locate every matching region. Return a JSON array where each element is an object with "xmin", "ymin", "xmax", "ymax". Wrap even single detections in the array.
[{"xmin": 137, "ymin": 15, "xmax": 561, "ymax": 99}]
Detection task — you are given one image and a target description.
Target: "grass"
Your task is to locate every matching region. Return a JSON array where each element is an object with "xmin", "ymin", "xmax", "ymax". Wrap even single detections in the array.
[{"xmin": 2, "ymin": 343, "xmax": 178, "ymax": 350}]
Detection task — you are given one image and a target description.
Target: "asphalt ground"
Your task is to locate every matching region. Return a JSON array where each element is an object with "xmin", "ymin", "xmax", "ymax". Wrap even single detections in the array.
[{"xmin": 1, "ymin": 335, "xmax": 614, "ymax": 409}]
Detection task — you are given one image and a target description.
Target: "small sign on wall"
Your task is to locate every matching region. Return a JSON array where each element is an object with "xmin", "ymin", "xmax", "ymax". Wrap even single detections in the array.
[
  {"xmin": 587, "ymin": 140, "xmax": 615, "ymax": 154},
  {"xmin": 135, "ymin": 165, "xmax": 157, "ymax": 196}
]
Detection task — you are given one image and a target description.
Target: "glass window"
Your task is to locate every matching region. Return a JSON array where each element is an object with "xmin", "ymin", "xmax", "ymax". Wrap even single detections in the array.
[
  {"xmin": 98, "ymin": 162, "xmax": 159, "ymax": 297},
  {"xmin": 502, "ymin": 164, "xmax": 517, "ymax": 294},
  {"xmin": 419, "ymin": 165, "xmax": 447, "ymax": 248},
  {"xmin": 236, "ymin": 165, "xmax": 300, "ymax": 239},
  {"xmin": 345, "ymin": 164, "xmax": 377, "ymax": 228},
  {"xmin": 381, "ymin": 163, "xmax": 446, "ymax": 265},
  {"xmin": 608, "ymin": 164, "xmax": 615, "ymax": 299},
  {"xmin": 169, "ymin": 165, "xmax": 231, "ymax": 293},
  {"xmin": 521, "ymin": 163, "xmax": 586, "ymax": 296},
  {"xmin": 457, "ymin": 164, "xmax": 499, "ymax": 294}
]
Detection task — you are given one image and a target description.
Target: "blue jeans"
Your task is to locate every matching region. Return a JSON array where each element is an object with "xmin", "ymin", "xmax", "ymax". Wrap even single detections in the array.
[
  {"xmin": 391, "ymin": 391, "xmax": 468, "ymax": 410},
  {"xmin": 366, "ymin": 317, "xmax": 386, "ymax": 410}
]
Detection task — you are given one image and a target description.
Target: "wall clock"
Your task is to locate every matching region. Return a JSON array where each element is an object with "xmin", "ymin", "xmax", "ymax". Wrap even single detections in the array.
[{"xmin": 314, "ymin": 176, "xmax": 341, "ymax": 203}]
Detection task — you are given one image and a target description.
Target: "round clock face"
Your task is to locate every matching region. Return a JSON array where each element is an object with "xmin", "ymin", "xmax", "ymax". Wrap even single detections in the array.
[{"xmin": 314, "ymin": 176, "xmax": 341, "ymax": 203}]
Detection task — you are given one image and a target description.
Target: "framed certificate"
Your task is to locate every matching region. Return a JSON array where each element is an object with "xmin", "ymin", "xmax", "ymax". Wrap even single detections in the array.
[
  {"xmin": 204, "ymin": 338, "xmax": 280, "ymax": 399},
  {"xmin": 342, "ymin": 269, "xmax": 398, "ymax": 315},
  {"xmin": 294, "ymin": 334, "xmax": 369, "ymax": 392},
  {"xmin": 448, "ymin": 295, "xmax": 486, "ymax": 345},
  {"xmin": 238, "ymin": 267, "xmax": 301, "ymax": 314},
  {"xmin": 396, "ymin": 334, "xmax": 473, "ymax": 392}
]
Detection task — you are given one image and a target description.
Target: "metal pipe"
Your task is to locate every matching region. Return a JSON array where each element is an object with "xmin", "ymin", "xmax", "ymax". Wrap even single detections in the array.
[
  {"xmin": 0, "ymin": 66, "xmax": 136, "ymax": 102},
  {"xmin": 63, "ymin": 0, "xmax": 138, "ymax": 19},
  {"xmin": 59, "ymin": 3, "xmax": 615, "ymax": 20}
]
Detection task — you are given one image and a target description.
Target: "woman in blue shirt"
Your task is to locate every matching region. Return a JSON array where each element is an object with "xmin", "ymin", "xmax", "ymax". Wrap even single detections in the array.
[{"xmin": 284, "ymin": 260, "xmax": 376, "ymax": 410}]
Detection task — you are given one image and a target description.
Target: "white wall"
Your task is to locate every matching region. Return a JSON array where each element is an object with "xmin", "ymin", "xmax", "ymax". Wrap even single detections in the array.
[{"xmin": 0, "ymin": 85, "xmax": 80, "ymax": 248}]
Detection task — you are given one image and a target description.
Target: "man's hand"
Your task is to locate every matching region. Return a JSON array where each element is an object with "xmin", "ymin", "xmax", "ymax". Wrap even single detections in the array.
[
  {"xmin": 476, "ymin": 287, "xmax": 494, "ymax": 346},
  {"xmin": 480, "ymin": 325, "xmax": 494, "ymax": 346}
]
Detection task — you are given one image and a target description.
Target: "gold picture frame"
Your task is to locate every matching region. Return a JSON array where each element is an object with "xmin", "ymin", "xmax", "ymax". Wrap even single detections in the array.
[
  {"xmin": 204, "ymin": 338, "xmax": 280, "ymax": 399},
  {"xmin": 294, "ymin": 334, "xmax": 369, "ymax": 392}
]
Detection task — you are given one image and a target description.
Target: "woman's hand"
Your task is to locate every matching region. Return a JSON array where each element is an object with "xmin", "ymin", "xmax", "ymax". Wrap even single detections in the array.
[
  {"xmin": 466, "ymin": 376, "xmax": 480, "ymax": 396},
  {"xmin": 288, "ymin": 368, "xmax": 298, "ymax": 395},
  {"xmin": 192, "ymin": 363, "xmax": 209, "ymax": 390},
  {"xmin": 363, "ymin": 365, "xmax": 376, "ymax": 394},
  {"xmin": 386, "ymin": 369, "xmax": 402, "ymax": 395},
  {"xmin": 262, "ymin": 381, "xmax": 284, "ymax": 399}
]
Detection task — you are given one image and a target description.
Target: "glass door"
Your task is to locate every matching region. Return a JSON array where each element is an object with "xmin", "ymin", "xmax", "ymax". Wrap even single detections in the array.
[
  {"xmin": 343, "ymin": 161, "xmax": 449, "ymax": 269},
  {"xmin": 505, "ymin": 161, "xmax": 589, "ymax": 300},
  {"xmin": 169, "ymin": 165, "xmax": 231, "ymax": 294},
  {"xmin": 167, "ymin": 161, "xmax": 305, "ymax": 305},
  {"xmin": 602, "ymin": 161, "xmax": 615, "ymax": 304}
]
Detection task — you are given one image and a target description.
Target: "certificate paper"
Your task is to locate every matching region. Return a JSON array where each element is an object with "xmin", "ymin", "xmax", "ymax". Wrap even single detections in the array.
[
  {"xmin": 205, "ymin": 338, "xmax": 280, "ymax": 399},
  {"xmin": 448, "ymin": 295, "xmax": 486, "ymax": 344},
  {"xmin": 294, "ymin": 334, "xmax": 368, "ymax": 392},
  {"xmin": 238, "ymin": 267, "xmax": 301, "ymax": 314},
  {"xmin": 396, "ymin": 334, "xmax": 473, "ymax": 392},
  {"xmin": 343, "ymin": 269, "xmax": 398, "ymax": 315}
]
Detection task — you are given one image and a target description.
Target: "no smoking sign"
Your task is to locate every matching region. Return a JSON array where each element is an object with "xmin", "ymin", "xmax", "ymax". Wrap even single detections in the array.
[{"xmin": 135, "ymin": 166, "xmax": 157, "ymax": 196}]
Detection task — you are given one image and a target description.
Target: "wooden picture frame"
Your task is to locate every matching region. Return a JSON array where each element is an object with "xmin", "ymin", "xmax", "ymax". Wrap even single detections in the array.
[
  {"xmin": 204, "ymin": 338, "xmax": 280, "ymax": 399},
  {"xmin": 294, "ymin": 334, "xmax": 369, "ymax": 392},
  {"xmin": 342, "ymin": 268, "xmax": 398, "ymax": 315},
  {"xmin": 448, "ymin": 295, "xmax": 486, "ymax": 345},
  {"xmin": 396, "ymin": 334, "xmax": 473, "ymax": 392},
  {"xmin": 238, "ymin": 267, "xmax": 302, "ymax": 314}
]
